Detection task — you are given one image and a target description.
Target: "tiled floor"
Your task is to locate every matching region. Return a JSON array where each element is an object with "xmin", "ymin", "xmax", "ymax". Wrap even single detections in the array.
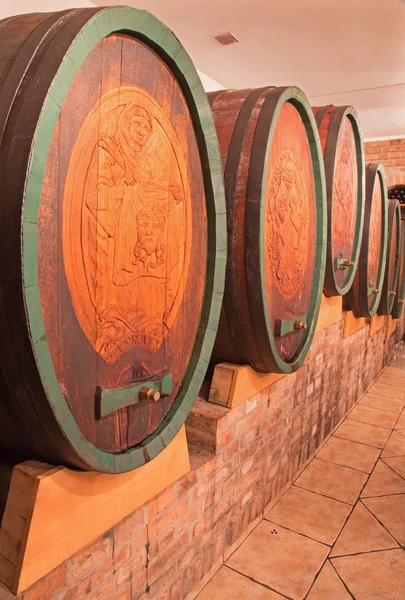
[{"xmin": 197, "ymin": 364, "xmax": 405, "ymax": 600}]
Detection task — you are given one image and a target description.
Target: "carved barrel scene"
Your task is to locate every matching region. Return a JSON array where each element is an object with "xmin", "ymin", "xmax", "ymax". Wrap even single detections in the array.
[
  {"xmin": 378, "ymin": 199, "xmax": 401, "ymax": 316},
  {"xmin": 346, "ymin": 164, "xmax": 388, "ymax": 318},
  {"xmin": 312, "ymin": 105, "xmax": 364, "ymax": 296},
  {"xmin": 209, "ymin": 87, "xmax": 326, "ymax": 374},
  {"xmin": 0, "ymin": 8, "xmax": 225, "ymax": 472}
]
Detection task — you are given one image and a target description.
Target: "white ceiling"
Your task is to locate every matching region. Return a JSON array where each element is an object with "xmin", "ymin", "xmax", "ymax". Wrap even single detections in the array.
[
  {"xmin": 92, "ymin": 0, "xmax": 405, "ymax": 140},
  {"xmin": 3, "ymin": 0, "xmax": 405, "ymax": 139}
]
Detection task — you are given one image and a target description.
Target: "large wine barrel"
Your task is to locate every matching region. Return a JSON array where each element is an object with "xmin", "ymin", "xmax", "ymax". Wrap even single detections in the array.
[
  {"xmin": 312, "ymin": 105, "xmax": 364, "ymax": 296},
  {"xmin": 0, "ymin": 7, "xmax": 225, "ymax": 473},
  {"xmin": 388, "ymin": 184, "xmax": 405, "ymax": 220},
  {"xmin": 346, "ymin": 164, "xmax": 388, "ymax": 318},
  {"xmin": 209, "ymin": 87, "xmax": 327, "ymax": 374},
  {"xmin": 392, "ymin": 220, "xmax": 405, "ymax": 320},
  {"xmin": 378, "ymin": 199, "xmax": 401, "ymax": 316}
]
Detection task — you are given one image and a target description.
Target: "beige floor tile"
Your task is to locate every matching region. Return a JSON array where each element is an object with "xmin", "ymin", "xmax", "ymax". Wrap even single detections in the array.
[
  {"xmin": 377, "ymin": 373, "xmax": 405, "ymax": 388},
  {"xmin": 384, "ymin": 456, "xmax": 405, "ymax": 479},
  {"xmin": 334, "ymin": 420, "xmax": 391, "ymax": 449},
  {"xmin": 197, "ymin": 566, "xmax": 284, "ymax": 600},
  {"xmin": 382, "ymin": 430, "xmax": 405, "ymax": 457},
  {"xmin": 306, "ymin": 561, "xmax": 351, "ymax": 600},
  {"xmin": 370, "ymin": 382, "xmax": 405, "ymax": 400},
  {"xmin": 330, "ymin": 503, "xmax": 399, "ymax": 557},
  {"xmin": 332, "ymin": 549, "xmax": 405, "ymax": 600},
  {"xmin": 384, "ymin": 366, "xmax": 405, "ymax": 379},
  {"xmin": 395, "ymin": 410, "xmax": 405, "ymax": 429},
  {"xmin": 358, "ymin": 393, "xmax": 404, "ymax": 414},
  {"xmin": 226, "ymin": 520, "xmax": 329, "ymax": 600},
  {"xmin": 316, "ymin": 436, "xmax": 380, "ymax": 473},
  {"xmin": 347, "ymin": 405, "xmax": 398, "ymax": 429},
  {"xmin": 361, "ymin": 460, "xmax": 405, "ymax": 497},
  {"xmin": 265, "ymin": 485, "xmax": 351, "ymax": 546},
  {"xmin": 295, "ymin": 458, "xmax": 368, "ymax": 505},
  {"xmin": 363, "ymin": 495, "xmax": 405, "ymax": 545}
]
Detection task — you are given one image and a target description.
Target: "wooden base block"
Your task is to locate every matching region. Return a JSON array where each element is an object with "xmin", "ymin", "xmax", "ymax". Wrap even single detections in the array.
[
  {"xmin": 316, "ymin": 294, "xmax": 343, "ymax": 332},
  {"xmin": 0, "ymin": 426, "xmax": 189, "ymax": 594},
  {"xmin": 369, "ymin": 314, "xmax": 386, "ymax": 337},
  {"xmin": 343, "ymin": 310, "xmax": 367, "ymax": 338},
  {"xmin": 208, "ymin": 363, "xmax": 285, "ymax": 408},
  {"xmin": 386, "ymin": 315, "xmax": 397, "ymax": 338}
]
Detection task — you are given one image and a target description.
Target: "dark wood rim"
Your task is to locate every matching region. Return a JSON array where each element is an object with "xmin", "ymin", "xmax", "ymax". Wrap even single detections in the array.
[
  {"xmin": 245, "ymin": 87, "xmax": 326, "ymax": 373},
  {"xmin": 346, "ymin": 163, "xmax": 388, "ymax": 318},
  {"xmin": 210, "ymin": 87, "xmax": 269, "ymax": 368},
  {"xmin": 378, "ymin": 199, "xmax": 401, "ymax": 315},
  {"xmin": 0, "ymin": 9, "xmax": 96, "ymax": 469},
  {"xmin": 392, "ymin": 221, "xmax": 405, "ymax": 319},
  {"xmin": 321, "ymin": 106, "xmax": 364, "ymax": 296}
]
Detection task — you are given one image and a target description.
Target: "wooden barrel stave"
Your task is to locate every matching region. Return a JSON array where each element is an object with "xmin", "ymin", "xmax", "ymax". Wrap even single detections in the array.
[
  {"xmin": 210, "ymin": 86, "xmax": 327, "ymax": 374},
  {"xmin": 346, "ymin": 164, "xmax": 388, "ymax": 318},
  {"xmin": 378, "ymin": 199, "xmax": 401, "ymax": 316},
  {"xmin": 313, "ymin": 105, "xmax": 364, "ymax": 296},
  {"xmin": 392, "ymin": 220, "xmax": 405, "ymax": 319},
  {"xmin": 0, "ymin": 7, "xmax": 225, "ymax": 472}
]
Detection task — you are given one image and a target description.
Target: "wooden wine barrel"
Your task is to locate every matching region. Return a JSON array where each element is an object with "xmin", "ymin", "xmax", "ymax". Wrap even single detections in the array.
[
  {"xmin": 312, "ymin": 105, "xmax": 364, "ymax": 296},
  {"xmin": 388, "ymin": 185, "xmax": 405, "ymax": 220},
  {"xmin": 0, "ymin": 7, "xmax": 226, "ymax": 473},
  {"xmin": 346, "ymin": 164, "xmax": 388, "ymax": 318},
  {"xmin": 209, "ymin": 87, "xmax": 327, "ymax": 374},
  {"xmin": 392, "ymin": 220, "xmax": 405, "ymax": 319},
  {"xmin": 378, "ymin": 199, "xmax": 401, "ymax": 316}
]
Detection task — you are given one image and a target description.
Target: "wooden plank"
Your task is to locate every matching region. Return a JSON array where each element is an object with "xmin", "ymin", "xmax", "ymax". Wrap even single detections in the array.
[
  {"xmin": 209, "ymin": 363, "xmax": 285, "ymax": 409},
  {"xmin": 343, "ymin": 310, "xmax": 366, "ymax": 338},
  {"xmin": 0, "ymin": 426, "xmax": 189, "ymax": 594},
  {"xmin": 316, "ymin": 294, "xmax": 342, "ymax": 332},
  {"xmin": 386, "ymin": 315, "xmax": 397, "ymax": 338},
  {"xmin": 369, "ymin": 314, "xmax": 386, "ymax": 337}
]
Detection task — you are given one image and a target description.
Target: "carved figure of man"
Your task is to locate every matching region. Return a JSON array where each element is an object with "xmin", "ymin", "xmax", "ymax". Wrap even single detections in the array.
[
  {"xmin": 84, "ymin": 101, "xmax": 185, "ymax": 360},
  {"xmin": 273, "ymin": 158, "xmax": 302, "ymax": 292}
]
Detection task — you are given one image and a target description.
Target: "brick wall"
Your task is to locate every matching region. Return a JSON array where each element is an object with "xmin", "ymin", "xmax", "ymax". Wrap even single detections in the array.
[
  {"xmin": 364, "ymin": 138, "xmax": 405, "ymax": 187},
  {"xmin": 0, "ymin": 315, "xmax": 403, "ymax": 600}
]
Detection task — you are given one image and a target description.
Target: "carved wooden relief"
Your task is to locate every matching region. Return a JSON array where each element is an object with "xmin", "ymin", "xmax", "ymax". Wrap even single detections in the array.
[
  {"xmin": 38, "ymin": 34, "xmax": 207, "ymax": 453},
  {"xmin": 63, "ymin": 86, "xmax": 190, "ymax": 364},
  {"xmin": 368, "ymin": 178, "xmax": 382, "ymax": 294},
  {"xmin": 264, "ymin": 101, "xmax": 316, "ymax": 362},
  {"xmin": 332, "ymin": 117, "xmax": 357, "ymax": 250},
  {"xmin": 266, "ymin": 150, "xmax": 310, "ymax": 299}
]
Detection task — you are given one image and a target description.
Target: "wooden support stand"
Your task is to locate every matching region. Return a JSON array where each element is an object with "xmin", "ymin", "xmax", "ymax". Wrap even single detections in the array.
[
  {"xmin": 369, "ymin": 314, "xmax": 386, "ymax": 337},
  {"xmin": 386, "ymin": 315, "xmax": 397, "ymax": 338},
  {"xmin": 316, "ymin": 295, "xmax": 342, "ymax": 332},
  {"xmin": 343, "ymin": 310, "xmax": 367, "ymax": 338},
  {"xmin": 0, "ymin": 427, "xmax": 189, "ymax": 594},
  {"xmin": 208, "ymin": 363, "xmax": 285, "ymax": 408}
]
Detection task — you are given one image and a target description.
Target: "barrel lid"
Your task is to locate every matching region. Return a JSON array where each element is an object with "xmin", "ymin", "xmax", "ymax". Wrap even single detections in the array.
[
  {"xmin": 19, "ymin": 6, "xmax": 226, "ymax": 472},
  {"xmin": 246, "ymin": 86, "xmax": 327, "ymax": 373},
  {"xmin": 378, "ymin": 198, "xmax": 401, "ymax": 316},
  {"xmin": 316, "ymin": 105, "xmax": 365, "ymax": 296}
]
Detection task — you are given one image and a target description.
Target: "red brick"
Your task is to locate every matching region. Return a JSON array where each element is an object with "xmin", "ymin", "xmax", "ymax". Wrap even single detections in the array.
[
  {"xmin": 148, "ymin": 528, "xmax": 176, "ymax": 560},
  {"xmin": 113, "ymin": 586, "xmax": 131, "ymax": 600},
  {"xmin": 148, "ymin": 487, "xmax": 176, "ymax": 520},
  {"xmin": 22, "ymin": 564, "xmax": 68, "ymax": 600},
  {"xmin": 113, "ymin": 540, "xmax": 131, "ymax": 566},
  {"xmin": 82, "ymin": 579, "xmax": 114, "ymax": 600},
  {"xmin": 72, "ymin": 558, "xmax": 114, "ymax": 597},
  {"xmin": 169, "ymin": 579, "xmax": 181, "ymax": 600},
  {"xmin": 113, "ymin": 509, "xmax": 145, "ymax": 546},
  {"xmin": 148, "ymin": 532, "xmax": 189, "ymax": 584},
  {"xmin": 70, "ymin": 535, "xmax": 113, "ymax": 577}
]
